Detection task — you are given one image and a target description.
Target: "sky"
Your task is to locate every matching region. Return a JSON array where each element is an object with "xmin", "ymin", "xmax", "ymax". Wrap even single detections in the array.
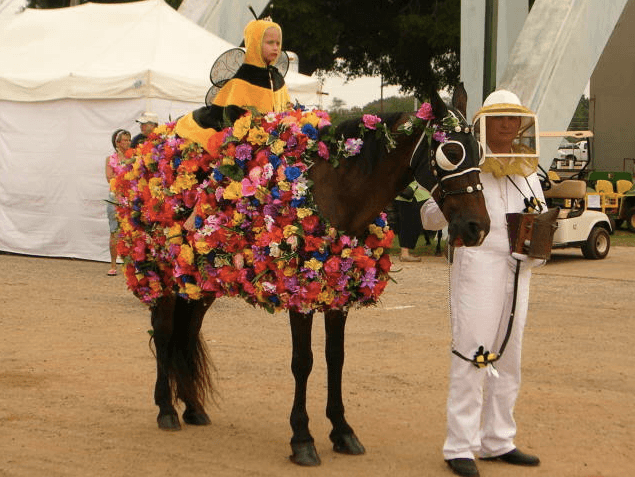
[{"xmin": 316, "ymin": 74, "xmax": 411, "ymax": 110}]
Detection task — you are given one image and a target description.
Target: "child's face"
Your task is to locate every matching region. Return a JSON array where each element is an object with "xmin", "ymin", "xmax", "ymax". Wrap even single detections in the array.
[{"xmin": 261, "ymin": 27, "xmax": 281, "ymax": 65}]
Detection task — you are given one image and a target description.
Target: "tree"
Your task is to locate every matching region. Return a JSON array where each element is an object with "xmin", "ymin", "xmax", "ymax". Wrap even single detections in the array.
[
  {"xmin": 264, "ymin": 0, "xmax": 460, "ymax": 100},
  {"xmin": 568, "ymin": 95, "xmax": 589, "ymax": 131}
]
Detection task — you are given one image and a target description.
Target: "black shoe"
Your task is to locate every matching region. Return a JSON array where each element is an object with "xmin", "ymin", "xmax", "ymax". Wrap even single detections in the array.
[
  {"xmin": 446, "ymin": 458, "xmax": 480, "ymax": 476},
  {"xmin": 481, "ymin": 448, "xmax": 540, "ymax": 466}
]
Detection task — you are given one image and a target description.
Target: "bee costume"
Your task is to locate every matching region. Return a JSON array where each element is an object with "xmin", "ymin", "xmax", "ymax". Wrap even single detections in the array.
[
  {"xmin": 175, "ymin": 19, "xmax": 292, "ymax": 151},
  {"xmin": 421, "ymin": 90, "xmax": 546, "ymax": 464}
]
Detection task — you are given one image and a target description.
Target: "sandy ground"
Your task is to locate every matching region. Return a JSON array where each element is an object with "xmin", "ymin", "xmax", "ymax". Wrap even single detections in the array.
[{"xmin": 0, "ymin": 247, "xmax": 633, "ymax": 477}]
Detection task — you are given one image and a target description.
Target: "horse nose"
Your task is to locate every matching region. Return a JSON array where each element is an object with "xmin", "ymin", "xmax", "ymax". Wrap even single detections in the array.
[{"xmin": 467, "ymin": 220, "xmax": 489, "ymax": 246}]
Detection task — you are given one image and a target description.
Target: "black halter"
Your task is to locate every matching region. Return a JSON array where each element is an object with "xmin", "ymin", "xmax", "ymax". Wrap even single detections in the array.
[{"xmin": 410, "ymin": 112, "xmax": 484, "ymax": 207}]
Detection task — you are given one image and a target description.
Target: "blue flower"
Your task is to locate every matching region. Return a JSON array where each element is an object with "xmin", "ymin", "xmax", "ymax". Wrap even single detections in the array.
[
  {"xmin": 235, "ymin": 158, "xmax": 246, "ymax": 169},
  {"xmin": 269, "ymin": 154, "xmax": 281, "ymax": 169},
  {"xmin": 284, "ymin": 166, "xmax": 301, "ymax": 181},
  {"xmin": 269, "ymin": 295, "xmax": 280, "ymax": 305},
  {"xmin": 290, "ymin": 198, "xmax": 305, "ymax": 208},
  {"xmin": 271, "ymin": 186, "xmax": 280, "ymax": 199},
  {"xmin": 301, "ymin": 123, "xmax": 318, "ymax": 140},
  {"xmin": 312, "ymin": 251, "xmax": 329, "ymax": 262},
  {"xmin": 173, "ymin": 157, "xmax": 181, "ymax": 168},
  {"xmin": 374, "ymin": 216, "xmax": 386, "ymax": 227},
  {"xmin": 213, "ymin": 169, "xmax": 224, "ymax": 181},
  {"xmin": 194, "ymin": 216, "xmax": 203, "ymax": 229}
]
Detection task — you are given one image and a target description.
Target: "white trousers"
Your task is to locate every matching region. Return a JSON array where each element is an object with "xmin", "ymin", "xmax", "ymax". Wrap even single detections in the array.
[{"xmin": 443, "ymin": 247, "xmax": 533, "ymax": 460}]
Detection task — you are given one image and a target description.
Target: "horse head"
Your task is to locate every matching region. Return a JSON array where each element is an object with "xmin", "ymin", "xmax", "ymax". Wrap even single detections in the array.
[{"xmin": 411, "ymin": 84, "xmax": 490, "ymax": 247}]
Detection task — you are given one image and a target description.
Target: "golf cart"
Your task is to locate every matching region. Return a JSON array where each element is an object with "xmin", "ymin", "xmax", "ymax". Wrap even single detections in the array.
[{"xmin": 542, "ymin": 174, "xmax": 612, "ymax": 259}]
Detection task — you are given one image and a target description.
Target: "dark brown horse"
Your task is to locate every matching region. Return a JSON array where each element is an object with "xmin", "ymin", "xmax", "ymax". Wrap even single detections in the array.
[{"xmin": 145, "ymin": 85, "xmax": 489, "ymax": 466}]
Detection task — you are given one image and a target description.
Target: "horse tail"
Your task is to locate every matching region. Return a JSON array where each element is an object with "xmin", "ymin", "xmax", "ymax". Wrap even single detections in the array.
[{"xmin": 151, "ymin": 295, "xmax": 216, "ymax": 412}]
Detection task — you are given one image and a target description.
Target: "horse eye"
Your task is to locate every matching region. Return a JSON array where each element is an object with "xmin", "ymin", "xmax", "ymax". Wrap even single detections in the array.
[{"xmin": 435, "ymin": 141, "xmax": 465, "ymax": 171}]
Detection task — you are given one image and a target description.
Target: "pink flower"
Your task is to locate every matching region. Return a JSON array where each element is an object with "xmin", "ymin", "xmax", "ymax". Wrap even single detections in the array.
[
  {"xmin": 317, "ymin": 141, "xmax": 330, "ymax": 160},
  {"xmin": 416, "ymin": 102, "xmax": 435, "ymax": 120},
  {"xmin": 362, "ymin": 114, "xmax": 381, "ymax": 130}
]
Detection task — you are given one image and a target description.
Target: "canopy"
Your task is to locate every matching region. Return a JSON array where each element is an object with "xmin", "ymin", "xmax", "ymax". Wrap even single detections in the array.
[{"xmin": 0, "ymin": 0, "xmax": 319, "ymax": 263}]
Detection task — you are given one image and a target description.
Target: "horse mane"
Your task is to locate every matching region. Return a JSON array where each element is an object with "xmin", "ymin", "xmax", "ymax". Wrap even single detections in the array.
[{"xmin": 323, "ymin": 112, "xmax": 406, "ymax": 174}]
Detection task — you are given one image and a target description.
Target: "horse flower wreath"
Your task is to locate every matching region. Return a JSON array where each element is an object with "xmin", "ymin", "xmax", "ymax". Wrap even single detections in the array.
[{"xmin": 111, "ymin": 103, "xmax": 456, "ymax": 313}]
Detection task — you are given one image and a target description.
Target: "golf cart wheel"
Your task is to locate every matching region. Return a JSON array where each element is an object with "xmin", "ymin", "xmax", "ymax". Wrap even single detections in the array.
[
  {"xmin": 581, "ymin": 226, "xmax": 610, "ymax": 259},
  {"xmin": 627, "ymin": 206, "xmax": 635, "ymax": 233}
]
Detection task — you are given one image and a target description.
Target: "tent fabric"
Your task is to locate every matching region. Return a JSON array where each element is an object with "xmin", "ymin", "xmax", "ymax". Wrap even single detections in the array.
[{"xmin": 0, "ymin": 0, "xmax": 320, "ymax": 263}]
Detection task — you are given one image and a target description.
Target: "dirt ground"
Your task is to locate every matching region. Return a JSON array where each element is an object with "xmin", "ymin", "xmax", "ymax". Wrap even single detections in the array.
[{"xmin": 0, "ymin": 247, "xmax": 633, "ymax": 477}]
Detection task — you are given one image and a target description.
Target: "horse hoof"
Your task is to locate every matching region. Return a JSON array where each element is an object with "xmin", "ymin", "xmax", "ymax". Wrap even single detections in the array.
[
  {"xmin": 157, "ymin": 413, "xmax": 181, "ymax": 431},
  {"xmin": 183, "ymin": 409, "xmax": 211, "ymax": 426},
  {"xmin": 290, "ymin": 442, "xmax": 321, "ymax": 466},
  {"xmin": 332, "ymin": 433, "xmax": 365, "ymax": 455}
]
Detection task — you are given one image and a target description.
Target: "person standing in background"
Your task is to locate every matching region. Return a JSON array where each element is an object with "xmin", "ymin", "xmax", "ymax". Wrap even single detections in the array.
[
  {"xmin": 131, "ymin": 111, "xmax": 159, "ymax": 149},
  {"xmin": 105, "ymin": 128, "xmax": 130, "ymax": 276}
]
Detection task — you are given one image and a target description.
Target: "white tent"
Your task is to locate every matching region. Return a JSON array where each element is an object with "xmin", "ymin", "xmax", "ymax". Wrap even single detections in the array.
[{"xmin": 0, "ymin": 0, "xmax": 320, "ymax": 263}]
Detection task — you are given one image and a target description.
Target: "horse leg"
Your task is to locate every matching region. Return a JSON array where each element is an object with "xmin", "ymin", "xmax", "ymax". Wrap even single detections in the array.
[
  {"xmin": 172, "ymin": 295, "xmax": 215, "ymax": 426},
  {"xmin": 435, "ymin": 230, "xmax": 443, "ymax": 256},
  {"xmin": 151, "ymin": 294, "xmax": 180, "ymax": 430},
  {"xmin": 288, "ymin": 310, "xmax": 320, "ymax": 466},
  {"xmin": 324, "ymin": 309, "xmax": 365, "ymax": 456}
]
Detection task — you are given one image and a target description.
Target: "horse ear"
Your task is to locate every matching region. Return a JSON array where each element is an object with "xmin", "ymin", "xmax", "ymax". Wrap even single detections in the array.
[
  {"xmin": 452, "ymin": 82, "xmax": 468, "ymax": 118},
  {"xmin": 429, "ymin": 89, "xmax": 448, "ymax": 119}
]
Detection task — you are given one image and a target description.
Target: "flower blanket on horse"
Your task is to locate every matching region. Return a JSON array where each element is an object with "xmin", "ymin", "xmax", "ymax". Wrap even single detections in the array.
[{"xmin": 111, "ymin": 109, "xmax": 394, "ymax": 313}]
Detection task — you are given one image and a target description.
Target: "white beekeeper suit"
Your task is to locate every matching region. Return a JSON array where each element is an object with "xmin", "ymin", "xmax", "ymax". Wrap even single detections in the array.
[{"xmin": 421, "ymin": 90, "xmax": 546, "ymax": 463}]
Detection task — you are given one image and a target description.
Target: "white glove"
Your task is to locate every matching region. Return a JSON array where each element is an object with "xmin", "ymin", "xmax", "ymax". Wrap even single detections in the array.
[{"xmin": 511, "ymin": 252, "xmax": 546, "ymax": 269}]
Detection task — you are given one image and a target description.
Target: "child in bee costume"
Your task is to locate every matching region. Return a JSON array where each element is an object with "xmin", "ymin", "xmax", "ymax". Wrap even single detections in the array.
[
  {"xmin": 175, "ymin": 18, "xmax": 292, "ymax": 150},
  {"xmin": 421, "ymin": 90, "xmax": 546, "ymax": 477}
]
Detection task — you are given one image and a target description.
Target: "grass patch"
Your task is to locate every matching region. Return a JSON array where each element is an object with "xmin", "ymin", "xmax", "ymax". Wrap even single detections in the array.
[{"xmin": 610, "ymin": 229, "xmax": 635, "ymax": 247}]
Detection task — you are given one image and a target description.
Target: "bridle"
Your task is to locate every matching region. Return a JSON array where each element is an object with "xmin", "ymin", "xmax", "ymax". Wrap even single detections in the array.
[{"xmin": 410, "ymin": 111, "xmax": 484, "ymax": 208}]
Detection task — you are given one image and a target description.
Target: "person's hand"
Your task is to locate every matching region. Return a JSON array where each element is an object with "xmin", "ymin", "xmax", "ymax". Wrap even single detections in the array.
[{"xmin": 510, "ymin": 252, "xmax": 546, "ymax": 269}]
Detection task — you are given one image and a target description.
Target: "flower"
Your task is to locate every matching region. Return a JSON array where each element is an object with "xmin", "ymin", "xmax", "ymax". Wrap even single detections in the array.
[
  {"xmin": 362, "ymin": 114, "xmax": 381, "ymax": 130},
  {"xmin": 416, "ymin": 102, "xmax": 435, "ymax": 120},
  {"xmin": 344, "ymin": 138, "xmax": 363, "ymax": 156},
  {"xmin": 112, "ymin": 110, "xmax": 401, "ymax": 312}
]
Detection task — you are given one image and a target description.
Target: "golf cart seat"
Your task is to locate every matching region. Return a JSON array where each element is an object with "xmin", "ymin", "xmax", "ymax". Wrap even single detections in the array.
[
  {"xmin": 544, "ymin": 179, "xmax": 586, "ymax": 219},
  {"xmin": 616, "ymin": 179, "xmax": 633, "ymax": 194}
]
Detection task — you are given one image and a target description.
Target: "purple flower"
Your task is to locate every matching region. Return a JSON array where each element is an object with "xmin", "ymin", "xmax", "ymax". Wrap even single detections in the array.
[
  {"xmin": 235, "ymin": 143, "xmax": 252, "ymax": 161},
  {"xmin": 360, "ymin": 269, "xmax": 378, "ymax": 288},
  {"xmin": 433, "ymin": 130, "xmax": 447, "ymax": 143},
  {"xmin": 344, "ymin": 138, "xmax": 363, "ymax": 156}
]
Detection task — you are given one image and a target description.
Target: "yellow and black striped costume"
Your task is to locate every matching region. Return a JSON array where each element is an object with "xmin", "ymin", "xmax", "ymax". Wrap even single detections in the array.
[{"xmin": 175, "ymin": 19, "xmax": 291, "ymax": 151}]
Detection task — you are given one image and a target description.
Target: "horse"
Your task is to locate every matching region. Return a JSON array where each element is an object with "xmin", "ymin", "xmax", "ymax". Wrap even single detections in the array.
[{"xmin": 114, "ymin": 84, "xmax": 490, "ymax": 467}]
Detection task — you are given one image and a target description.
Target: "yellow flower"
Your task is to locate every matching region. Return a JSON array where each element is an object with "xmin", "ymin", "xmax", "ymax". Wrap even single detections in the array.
[
  {"xmin": 296, "ymin": 208, "xmax": 313, "ymax": 219},
  {"xmin": 254, "ymin": 186, "xmax": 268, "ymax": 203},
  {"xmin": 243, "ymin": 249, "xmax": 254, "ymax": 265},
  {"xmin": 341, "ymin": 248, "xmax": 352, "ymax": 258},
  {"xmin": 300, "ymin": 112, "xmax": 320, "ymax": 127},
  {"xmin": 247, "ymin": 126, "xmax": 269, "ymax": 145},
  {"xmin": 170, "ymin": 172, "xmax": 197, "ymax": 194},
  {"xmin": 318, "ymin": 290, "xmax": 334, "ymax": 304},
  {"xmin": 233, "ymin": 113, "xmax": 252, "ymax": 140},
  {"xmin": 184, "ymin": 282, "xmax": 202, "ymax": 300},
  {"xmin": 368, "ymin": 223, "xmax": 384, "ymax": 239},
  {"xmin": 168, "ymin": 224, "xmax": 183, "ymax": 244},
  {"xmin": 304, "ymin": 258, "xmax": 323, "ymax": 271},
  {"xmin": 283, "ymin": 266, "xmax": 296, "ymax": 277},
  {"xmin": 283, "ymin": 225, "xmax": 299, "ymax": 238},
  {"xmin": 278, "ymin": 180, "xmax": 291, "ymax": 191},
  {"xmin": 154, "ymin": 124, "xmax": 168, "ymax": 135},
  {"xmin": 179, "ymin": 244, "xmax": 194, "ymax": 265},
  {"xmin": 222, "ymin": 156, "xmax": 235, "ymax": 166},
  {"xmin": 223, "ymin": 181, "xmax": 243, "ymax": 200},
  {"xmin": 233, "ymin": 211, "xmax": 245, "ymax": 225},
  {"xmin": 372, "ymin": 247, "xmax": 384, "ymax": 259},
  {"xmin": 195, "ymin": 240, "xmax": 211, "ymax": 255},
  {"xmin": 148, "ymin": 177, "xmax": 164, "ymax": 199},
  {"xmin": 270, "ymin": 139, "xmax": 286, "ymax": 155}
]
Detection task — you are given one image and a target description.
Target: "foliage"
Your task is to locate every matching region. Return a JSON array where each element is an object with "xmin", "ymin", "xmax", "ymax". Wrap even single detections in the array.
[
  {"xmin": 327, "ymin": 95, "xmax": 418, "ymax": 127},
  {"xmin": 264, "ymin": 0, "xmax": 461, "ymax": 99},
  {"xmin": 568, "ymin": 95, "xmax": 589, "ymax": 131}
]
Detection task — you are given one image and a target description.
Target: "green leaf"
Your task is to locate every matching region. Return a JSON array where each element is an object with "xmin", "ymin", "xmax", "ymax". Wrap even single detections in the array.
[{"xmin": 218, "ymin": 164, "xmax": 244, "ymax": 181}]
